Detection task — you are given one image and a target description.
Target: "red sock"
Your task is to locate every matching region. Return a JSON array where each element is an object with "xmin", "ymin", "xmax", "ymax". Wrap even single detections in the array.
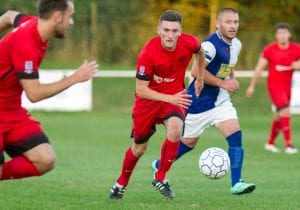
[
  {"xmin": 280, "ymin": 117, "xmax": 292, "ymax": 147},
  {"xmin": 1, "ymin": 156, "xmax": 40, "ymax": 180},
  {"xmin": 155, "ymin": 139, "xmax": 179, "ymax": 181},
  {"xmin": 268, "ymin": 119, "xmax": 281, "ymax": 145},
  {"xmin": 117, "ymin": 147, "xmax": 139, "ymax": 187}
]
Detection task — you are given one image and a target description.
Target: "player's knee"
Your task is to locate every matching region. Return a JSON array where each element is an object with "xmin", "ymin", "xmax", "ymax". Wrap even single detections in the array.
[
  {"xmin": 36, "ymin": 152, "xmax": 56, "ymax": 174},
  {"xmin": 167, "ymin": 128, "xmax": 181, "ymax": 140},
  {"xmin": 183, "ymin": 138, "xmax": 198, "ymax": 148},
  {"xmin": 132, "ymin": 144, "xmax": 147, "ymax": 157}
]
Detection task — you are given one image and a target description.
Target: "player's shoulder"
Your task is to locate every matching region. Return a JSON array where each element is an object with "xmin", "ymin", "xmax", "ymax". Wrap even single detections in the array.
[
  {"xmin": 179, "ymin": 33, "xmax": 198, "ymax": 41},
  {"xmin": 140, "ymin": 36, "xmax": 160, "ymax": 53},
  {"xmin": 264, "ymin": 42, "xmax": 277, "ymax": 51},
  {"xmin": 289, "ymin": 42, "xmax": 300, "ymax": 49},
  {"xmin": 14, "ymin": 14, "xmax": 37, "ymax": 28},
  {"xmin": 232, "ymin": 37, "xmax": 242, "ymax": 48}
]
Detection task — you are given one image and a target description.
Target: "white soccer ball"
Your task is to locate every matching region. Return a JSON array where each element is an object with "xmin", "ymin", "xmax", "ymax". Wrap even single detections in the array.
[{"xmin": 198, "ymin": 147, "xmax": 230, "ymax": 179}]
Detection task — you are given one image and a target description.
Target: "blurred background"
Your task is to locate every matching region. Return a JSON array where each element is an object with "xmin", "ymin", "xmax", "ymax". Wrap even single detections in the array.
[
  {"xmin": 1, "ymin": 0, "xmax": 300, "ymax": 70},
  {"xmin": 1, "ymin": 0, "xmax": 300, "ymax": 114}
]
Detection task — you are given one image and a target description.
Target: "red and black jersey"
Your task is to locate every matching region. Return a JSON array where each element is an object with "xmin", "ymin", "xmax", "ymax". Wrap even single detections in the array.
[
  {"xmin": 0, "ymin": 15, "xmax": 48, "ymax": 111},
  {"xmin": 135, "ymin": 33, "xmax": 200, "ymax": 106}
]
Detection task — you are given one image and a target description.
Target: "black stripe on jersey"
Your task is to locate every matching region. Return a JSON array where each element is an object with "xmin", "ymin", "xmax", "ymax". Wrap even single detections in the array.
[
  {"xmin": 0, "ymin": 66, "xmax": 14, "ymax": 80},
  {"xmin": 136, "ymin": 72, "xmax": 150, "ymax": 81},
  {"xmin": 16, "ymin": 71, "xmax": 39, "ymax": 79},
  {"xmin": 13, "ymin": 13, "xmax": 25, "ymax": 28}
]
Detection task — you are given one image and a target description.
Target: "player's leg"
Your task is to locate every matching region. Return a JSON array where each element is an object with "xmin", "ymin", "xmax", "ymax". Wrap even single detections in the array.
[
  {"xmin": 267, "ymin": 87, "xmax": 297, "ymax": 153},
  {"xmin": 265, "ymin": 110, "xmax": 281, "ymax": 153},
  {"xmin": 218, "ymin": 119, "xmax": 255, "ymax": 194},
  {"xmin": 278, "ymin": 107, "xmax": 298, "ymax": 154},
  {"xmin": 1, "ymin": 116, "xmax": 55, "ymax": 180},
  {"xmin": 152, "ymin": 116, "xmax": 183, "ymax": 199},
  {"xmin": 110, "ymin": 106, "xmax": 156, "ymax": 199},
  {"xmin": 152, "ymin": 111, "xmax": 209, "ymax": 172},
  {"xmin": 110, "ymin": 141, "xmax": 149, "ymax": 199}
]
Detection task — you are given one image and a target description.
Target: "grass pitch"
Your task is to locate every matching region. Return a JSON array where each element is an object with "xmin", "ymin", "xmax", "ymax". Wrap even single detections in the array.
[
  {"xmin": 0, "ymin": 111, "xmax": 299, "ymax": 210},
  {"xmin": 0, "ymin": 78, "xmax": 299, "ymax": 209}
]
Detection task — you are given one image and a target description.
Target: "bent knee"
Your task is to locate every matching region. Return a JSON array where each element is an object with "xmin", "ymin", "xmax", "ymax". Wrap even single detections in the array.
[{"xmin": 37, "ymin": 153, "xmax": 56, "ymax": 174}]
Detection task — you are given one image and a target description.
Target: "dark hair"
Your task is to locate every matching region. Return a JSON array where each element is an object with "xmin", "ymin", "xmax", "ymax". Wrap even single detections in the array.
[
  {"xmin": 38, "ymin": 0, "xmax": 71, "ymax": 19},
  {"xmin": 217, "ymin": 7, "xmax": 238, "ymax": 19},
  {"xmin": 159, "ymin": 10, "xmax": 182, "ymax": 24},
  {"xmin": 274, "ymin": 22, "xmax": 291, "ymax": 32}
]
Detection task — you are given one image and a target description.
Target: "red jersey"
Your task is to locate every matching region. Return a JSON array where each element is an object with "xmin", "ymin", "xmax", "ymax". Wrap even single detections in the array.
[
  {"xmin": 135, "ymin": 33, "xmax": 200, "ymax": 105},
  {"xmin": 262, "ymin": 42, "xmax": 300, "ymax": 89},
  {"xmin": 0, "ymin": 15, "xmax": 47, "ymax": 111}
]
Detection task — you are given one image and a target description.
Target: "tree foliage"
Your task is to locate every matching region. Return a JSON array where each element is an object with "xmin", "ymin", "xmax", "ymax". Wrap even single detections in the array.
[{"xmin": 1, "ymin": 0, "xmax": 300, "ymax": 69}]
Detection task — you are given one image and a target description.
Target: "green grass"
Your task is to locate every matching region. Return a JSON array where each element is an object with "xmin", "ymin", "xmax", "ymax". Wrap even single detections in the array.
[
  {"xmin": 1, "ymin": 110, "xmax": 299, "ymax": 210},
  {"xmin": 1, "ymin": 78, "xmax": 300, "ymax": 209}
]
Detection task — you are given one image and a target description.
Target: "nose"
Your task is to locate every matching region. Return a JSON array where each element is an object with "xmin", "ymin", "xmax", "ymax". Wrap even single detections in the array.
[{"xmin": 166, "ymin": 31, "xmax": 173, "ymax": 39}]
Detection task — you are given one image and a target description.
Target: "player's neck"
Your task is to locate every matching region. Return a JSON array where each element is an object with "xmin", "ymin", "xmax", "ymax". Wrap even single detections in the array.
[
  {"xmin": 277, "ymin": 42, "xmax": 290, "ymax": 49},
  {"xmin": 37, "ymin": 19, "xmax": 53, "ymax": 42}
]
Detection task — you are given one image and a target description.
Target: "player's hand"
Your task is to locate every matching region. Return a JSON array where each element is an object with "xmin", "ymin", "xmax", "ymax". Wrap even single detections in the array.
[
  {"xmin": 245, "ymin": 86, "xmax": 255, "ymax": 98},
  {"xmin": 73, "ymin": 60, "xmax": 99, "ymax": 83},
  {"xmin": 220, "ymin": 78, "xmax": 239, "ymax": 94},
  {"xmin": 194, "ymin": 78, "xmax": 204, "ymax": 98},
  {"xmin": 168, "ymin": 90, "xmax": 192, "ymax": 109}
]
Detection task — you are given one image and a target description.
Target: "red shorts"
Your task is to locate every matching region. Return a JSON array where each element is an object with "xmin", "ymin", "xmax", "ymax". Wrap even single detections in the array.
[
  {"xmin": 267, "ymin": 86, "xmax": 291, "ymax": 110},
  {"xmin": 131, "ymin": 102, "xmax": 186, "ymax": 144},
  {"xmin": 0, "ymin": 108, "xmax": 49, "ymax": 164}
]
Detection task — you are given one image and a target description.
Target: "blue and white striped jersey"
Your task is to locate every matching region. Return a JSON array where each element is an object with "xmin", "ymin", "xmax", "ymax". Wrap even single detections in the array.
[{"xmin": 187, "ymin": 31, "xmax": 241, "ymax": 114}]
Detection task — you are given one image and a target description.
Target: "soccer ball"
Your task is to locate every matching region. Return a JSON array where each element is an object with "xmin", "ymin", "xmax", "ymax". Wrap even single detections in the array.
[{"xmin": 198, "ymin": 147, "xmax": 230, "ymax": 179}]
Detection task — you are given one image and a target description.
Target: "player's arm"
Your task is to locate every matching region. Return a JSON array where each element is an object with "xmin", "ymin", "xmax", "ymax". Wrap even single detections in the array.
[
  {"xmin": 291, "ymin": 59, "xmax": 300, "ymax": 70},
  {"xmin": 194, "ymin": 65, "xmax": 239, "ymax": 93},
  {"xmin": 0, "ymin": 10, "xmax": 20, "ymax": 33},
  {"xmin": 204, "ymin": 70, "xmax": 239, "ymax": 93},
  {"xmin": 245, "ymin": 57, "xmax": 268, "ymax": 98},
  {"xmin": 20, "ymin": 60, "xmax": 98, "ymax": 103},
  {"xmin": 135, "ymin": 79, "xmax": 192, "ymax": 109},
  {"xmin": 192, "ymin": 46, "xmax": 205, "ymax": 98}
]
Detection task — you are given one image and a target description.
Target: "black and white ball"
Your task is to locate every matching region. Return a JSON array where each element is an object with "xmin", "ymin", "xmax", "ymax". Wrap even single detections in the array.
[{"xmin": 199, "ymin": 147, "xmax": 230, "ymax": 179}]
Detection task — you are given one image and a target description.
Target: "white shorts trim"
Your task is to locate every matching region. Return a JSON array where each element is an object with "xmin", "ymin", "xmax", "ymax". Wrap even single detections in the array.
[{"xmin": 183, "ymin": 101, "xmax": 238, "ymax": 138}]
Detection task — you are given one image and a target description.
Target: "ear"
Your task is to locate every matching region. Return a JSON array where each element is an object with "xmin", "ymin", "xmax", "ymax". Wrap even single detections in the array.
[
  {"xmin": 157, "ymin": 25, "xmax": 160, "ymax": 35},
  {"xmin": 52, "ymin": 11, "xmax": 63, "ymax": 23},
  {"xmin": 215, "ymin": 19, "xmax": 220, "ymax": 29}
]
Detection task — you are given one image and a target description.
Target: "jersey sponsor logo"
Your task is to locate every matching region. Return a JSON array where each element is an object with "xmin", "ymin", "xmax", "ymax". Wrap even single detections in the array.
[
  {"xmin": 24, "ymin": 61, "xmax": 33, "ymax": 74},
  {"xmin": 153, "ymin": 74, "xmax": 175, "ymax": 83},
  {"xmin": 216, "ymin": 64, "xmax": 235, "ymax": 79}
]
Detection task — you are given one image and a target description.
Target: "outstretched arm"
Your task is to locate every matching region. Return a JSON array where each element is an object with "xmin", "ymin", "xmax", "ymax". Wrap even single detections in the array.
[
  {"xmin": 245, "ymin": 57, "xmax": 268, "ymax": 98},
  {"xmin": 20, "ymin": 60, "xmax": 99, "ymax": 103},
  {"xmin": 0, "ymin": 10, "xmax": 20, "ymax": 33}
]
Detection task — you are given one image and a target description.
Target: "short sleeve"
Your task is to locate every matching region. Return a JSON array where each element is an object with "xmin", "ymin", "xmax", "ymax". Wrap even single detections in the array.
[
  {"xmin": 262, "ymin": 45, "xmax": 271, "ymax": 60},
  {"xmin": 136, "ymin": 44, "xmax": 154, "ymax": 81},
  {"xmin": 202, "ymin": 41, "xmax": 216, "ymax": 63},
  {"xmin": 12, "ymin": 41, "xmax": 39, "ymax": 79}
]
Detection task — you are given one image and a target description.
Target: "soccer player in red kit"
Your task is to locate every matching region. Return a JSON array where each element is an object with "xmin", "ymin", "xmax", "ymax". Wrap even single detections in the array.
[
  {"xmin": 109, "ymin": 10, "xmax": 205, "ymax": 199},
  {"xmin": 0, "ymin": 0, "xmax": 98, "ymax": 180},
  {"xmin": 246, "ymin": 22, "xmax": 300, "ymax": 154}
]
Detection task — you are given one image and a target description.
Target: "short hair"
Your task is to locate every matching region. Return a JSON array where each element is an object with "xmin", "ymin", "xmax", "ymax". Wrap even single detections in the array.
[
  {"xmin": 159, "ymin": 10, "xmax": 182, "ymax": 24},
  {"xmin": 274, "ymin": 22, "xmax": 291, "ymax": 32},
  {"xmin": 217, "ymin": 8, "xmax": 238, "ymax": 19},
  {"xmin": 38, "ymin": 0, "xmax": 71, "ymax": 20}
]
